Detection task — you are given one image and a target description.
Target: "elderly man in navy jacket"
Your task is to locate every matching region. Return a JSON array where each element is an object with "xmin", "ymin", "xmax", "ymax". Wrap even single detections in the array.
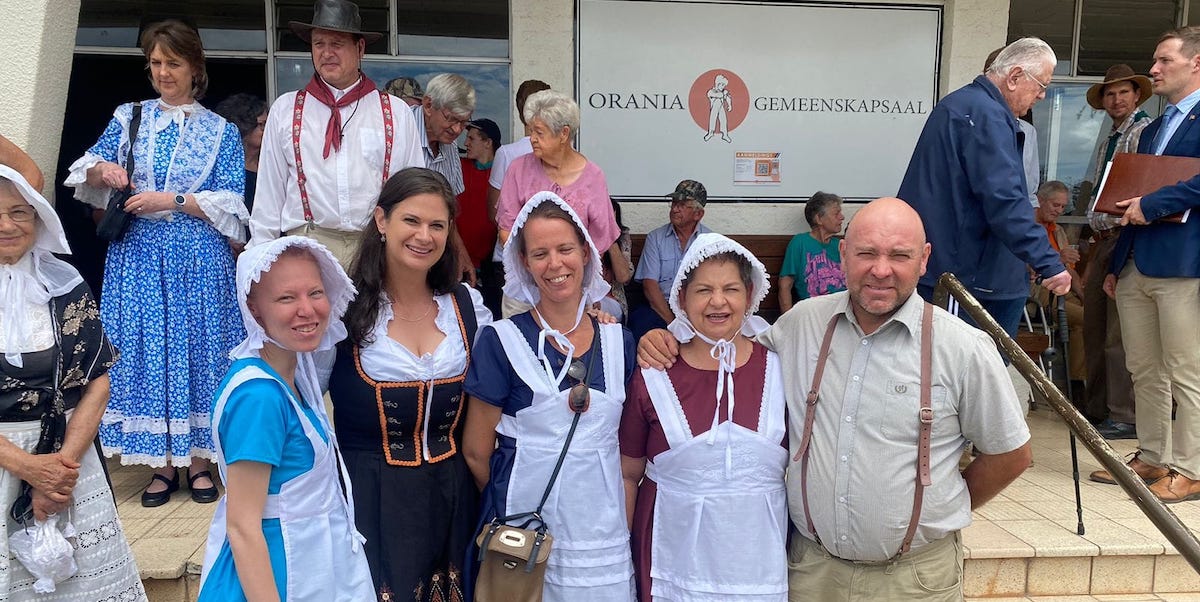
[
  {"xmin": 1092, "ymin": 26, "xmax": 1200, "ymax": 504},
  {"xmin": 898, "ymin": 37, "xmax": 1070, "ymax": 336}
]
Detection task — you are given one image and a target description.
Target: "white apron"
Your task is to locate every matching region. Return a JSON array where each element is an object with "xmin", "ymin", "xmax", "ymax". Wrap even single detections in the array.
[
  {"xmin": 199, "ymin": 364, "xmax": 375, "ymax": 601},
  {"xmin": 492, "ymin": 320, "xmax": 635, "ymax": 601},
  {"xmin": 642, "ymin": 350, "xmax": 788, "ymax": 601}
]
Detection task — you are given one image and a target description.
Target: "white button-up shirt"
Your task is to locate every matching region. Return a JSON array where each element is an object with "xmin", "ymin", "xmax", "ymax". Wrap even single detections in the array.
[{"xmin": 249, "ymin": 81, "xmax": 423, "ymax": 246}]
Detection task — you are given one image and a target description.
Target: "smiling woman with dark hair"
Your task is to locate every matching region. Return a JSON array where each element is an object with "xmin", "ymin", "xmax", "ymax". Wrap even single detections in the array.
[{"xmin": 328, "ymin": 167, "xmax": 492, "ymax": 600}]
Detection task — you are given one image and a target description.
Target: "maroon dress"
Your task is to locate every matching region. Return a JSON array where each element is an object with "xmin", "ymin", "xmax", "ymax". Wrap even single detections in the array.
[{"xmin": 617, "ymin": 342, "xmax": 786, "ymax": 601}]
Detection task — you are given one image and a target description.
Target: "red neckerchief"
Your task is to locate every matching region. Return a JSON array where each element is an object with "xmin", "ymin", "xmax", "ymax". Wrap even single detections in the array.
[{"xmin": 303, "ymin": 73, "xmax": 378, "ymax": 158}]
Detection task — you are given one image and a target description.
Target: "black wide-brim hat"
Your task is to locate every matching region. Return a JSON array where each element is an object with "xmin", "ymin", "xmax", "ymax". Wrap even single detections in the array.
[{"xmin": 290, "ymin": 0, "xmax": 383, "ymax": 44}]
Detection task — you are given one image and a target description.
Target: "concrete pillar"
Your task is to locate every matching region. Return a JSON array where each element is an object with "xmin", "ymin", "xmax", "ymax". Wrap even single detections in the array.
[
  {"xmin": 508, "ymin": 0, "xmax": 574, "ymax": 140},
  {"xmin": 0, "ymin": 0, "xmax": 81, "ymax": 200},
  {"xmin": 942, "ymin": 0, "xmax": 1012, "ymax": 94}
]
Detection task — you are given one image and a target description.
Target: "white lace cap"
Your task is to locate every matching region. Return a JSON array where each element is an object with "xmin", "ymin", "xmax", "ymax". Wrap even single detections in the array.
[
  {"xmin": 501, "ymin": 190, "xmax": 610, "ymax": 308},
  {"xmin": 666, "ymin": 232, "xmax": 771, "ymax": 344},
  {"xmin": 229, "ymin": 236, "xmax": 357, "ymax": 360},
  {"xmin": 0, "ymin": 165, "xmax": 72, "ymax": 257},
  {"xmin": 0, "ymin": 166, "xmax": 83, "ymax": 367}
]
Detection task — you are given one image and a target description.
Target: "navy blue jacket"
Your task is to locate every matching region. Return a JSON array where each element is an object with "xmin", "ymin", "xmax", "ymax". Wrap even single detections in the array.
[
  {"xmin": 1110, "ymin": 101, "xmax": 1200, "ymax": 278},
  {"xmin": 898, "ymin": 75, "xmax": 1065, "ymax": 300}
]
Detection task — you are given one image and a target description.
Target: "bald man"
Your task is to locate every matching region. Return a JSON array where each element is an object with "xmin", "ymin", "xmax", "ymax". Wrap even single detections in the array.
[{"xmin": 638, "ymin": 199, "xmax": 1031, "ymax": 601}]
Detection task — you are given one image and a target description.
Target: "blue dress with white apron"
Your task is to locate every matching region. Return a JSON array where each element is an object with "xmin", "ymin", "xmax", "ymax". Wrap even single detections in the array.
[
  {"xmin": 465, "ymin": 314, "xmax": 636, "ymax": 601},
  {"xmin": 640, "ymin": 351, "xmax": 788, "ymax": 601},
  {"xmin": 198, "ymin": 358, "xmax": 375, "ymax": 601}
]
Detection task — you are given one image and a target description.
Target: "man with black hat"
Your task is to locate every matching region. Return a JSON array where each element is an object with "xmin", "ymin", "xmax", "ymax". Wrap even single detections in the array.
[
  {"xmin": 249, "ymin": 0, "xmax": 422, "ymax": 268},
  {"xmin": 1080, "ymin": 64, "xmax": 1153, "ymax": 439},
  {"xmin": 629, "ymin": 179, "xmax": 712, "ymax": 339}
]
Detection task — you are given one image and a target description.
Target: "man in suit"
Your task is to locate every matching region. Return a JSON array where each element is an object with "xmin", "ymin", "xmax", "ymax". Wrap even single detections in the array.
[{"xmin": 1092, "ymin": 26, "xmax": 1200, "ymax": 503}]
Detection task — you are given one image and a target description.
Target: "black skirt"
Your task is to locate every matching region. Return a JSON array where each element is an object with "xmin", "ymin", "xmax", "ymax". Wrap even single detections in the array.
[{"xmin": 343, "ymin": 448, "xmax": 479, "ymax": 601}]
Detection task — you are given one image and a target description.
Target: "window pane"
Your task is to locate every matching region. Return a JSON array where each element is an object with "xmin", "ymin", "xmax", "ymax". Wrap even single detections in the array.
[
  {"xmin": 396, "ymin": 1, "xmax": 509, "ymax": 58},
  {"xmin": 275, "ymin": 58, "xmax": 512, "ymax": 147},
  {"xmin": 276, "ymin": 0, "xmax": 389, "ymax": 54},
  {"xmin": 76, "ymin": 0, "xmax": 267, "ymax": 51},
  {"xmin": 1032, "ymin": 82, "xmax": 1161, "ymax": 211},
  {"xmin": 1008, "ymin": 0, "xmax": 1076, "ymax": 75},
  {"xmin": 1078, "ymin": 0, "xmax": 1175, "ymax": 76}
]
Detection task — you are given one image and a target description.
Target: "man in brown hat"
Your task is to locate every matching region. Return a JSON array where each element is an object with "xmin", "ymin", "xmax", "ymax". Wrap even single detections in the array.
[
  {"xmin": 249, "ymin": 0, "xmax": 422, "ymax": 267},
  {"xmin": 1080, "ymin": 64, "xmax": 1153, "ymax": 441}
]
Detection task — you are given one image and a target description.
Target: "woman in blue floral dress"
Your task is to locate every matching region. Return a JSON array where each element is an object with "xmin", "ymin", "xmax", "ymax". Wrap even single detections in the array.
[{"xmin": 65, "ymin": 19, "xmax": 248, "ymax": 507}]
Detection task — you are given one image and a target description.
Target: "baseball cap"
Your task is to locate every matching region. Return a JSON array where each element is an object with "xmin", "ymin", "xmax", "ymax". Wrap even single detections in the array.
[
  {"xmin": 666, "ymin": 179, "xmax": 708, "ymax": 206},
  {"xmin": 384, "ymin": 76, "xmax": 424, "ymax": 101},
  {"xmin": 466, "ymin": 118, "xmax": 502, "ymax": 150}
]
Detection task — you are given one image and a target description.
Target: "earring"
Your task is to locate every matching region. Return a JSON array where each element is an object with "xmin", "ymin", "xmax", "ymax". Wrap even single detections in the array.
[{"xmin": 380, "ymin": 232, "xmax": 387, "ymax": 243}]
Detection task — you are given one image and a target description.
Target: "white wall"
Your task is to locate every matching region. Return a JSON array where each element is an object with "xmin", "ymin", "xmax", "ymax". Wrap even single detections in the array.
[{"xmin": 0, "ymin": 0, "xmax": 81, "ymax": 200}]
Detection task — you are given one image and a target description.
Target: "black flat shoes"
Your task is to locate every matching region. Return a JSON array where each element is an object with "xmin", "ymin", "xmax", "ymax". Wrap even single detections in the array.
[
  {"xmin": 188, "ymin": 469, "xmax": 220, "ymax": 504},
  {"xmin": 140, "ymin": 470, "xmax": 179, "ymax": 507}
]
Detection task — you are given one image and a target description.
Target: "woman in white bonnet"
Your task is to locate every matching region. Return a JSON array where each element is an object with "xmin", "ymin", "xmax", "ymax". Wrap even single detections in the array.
[
  {"xmin": 618, "ymin": 232, "xmax": 788, "ymax": 601},
  {"xmin": 463, "ymin": 191, "xmax": 636, "ymax": 601},
  {"xmin": 0, "ymin": 166, "xmax": 146, "ymax": 599},
  {"xmin": 198, "ymin": 236, "xmax": 373, "ymax": 601}
]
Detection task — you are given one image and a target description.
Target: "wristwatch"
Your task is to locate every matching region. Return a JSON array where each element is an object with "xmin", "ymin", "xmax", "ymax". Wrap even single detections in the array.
[{"xmin": 174, "ymin": 194, "xmax": 186, "ymax": 209}]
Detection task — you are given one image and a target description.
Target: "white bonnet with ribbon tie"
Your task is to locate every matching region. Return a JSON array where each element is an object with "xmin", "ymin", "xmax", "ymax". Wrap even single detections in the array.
[
  {"xmin": 666, "ymin": 232, "xmax": 770, "ymax": 344},
  {"xmin": 501, "ymin": 191, "xmax": 611, "ymax": 386},
  {"xmin": 0, "ymin": 165, "xmax": 83, "ymax": 367},
  {"xmin": 229, "ymin": 235, "xmax": 357, "ymax": 360},
  {"xmin": 501, "ymin": 190, "xmax": 610, "ymax": 308}
]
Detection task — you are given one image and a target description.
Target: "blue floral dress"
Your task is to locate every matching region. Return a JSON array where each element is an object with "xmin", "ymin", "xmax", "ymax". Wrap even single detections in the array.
[{"xmin": 68, "ymin": 100, "xmax": 247, "ymax": 467}]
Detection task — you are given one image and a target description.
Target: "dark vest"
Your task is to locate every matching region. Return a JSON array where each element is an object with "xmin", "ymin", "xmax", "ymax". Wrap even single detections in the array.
[{"xmin": 329, "ymin": 285, "xmax": 479, "ymax": 465}]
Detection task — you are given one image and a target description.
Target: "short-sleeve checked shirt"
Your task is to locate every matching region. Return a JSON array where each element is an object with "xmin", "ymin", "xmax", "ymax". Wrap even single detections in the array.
[{"xmin": 760, "ymin": 291, "xmax": 1030, "ymax": 562}]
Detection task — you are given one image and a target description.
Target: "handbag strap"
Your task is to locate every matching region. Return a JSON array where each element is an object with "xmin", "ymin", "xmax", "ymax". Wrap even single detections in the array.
[
  {"xmin": 533, "ymin": 318, "xmax": 599, "ymax": 515},
  {"xmin": 122, "ymin": 104, "xmax": 142, "ymax": 186}
]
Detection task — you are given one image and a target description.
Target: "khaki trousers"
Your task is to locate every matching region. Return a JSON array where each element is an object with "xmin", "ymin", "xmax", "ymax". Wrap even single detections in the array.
[
  {"xmin": 1115, "ymin": 263, "xmax": 1200, "ymax": 478},
  {"xmin": 1082, "ymin": 234, "xmax": 1135, "ymax": 423},
  {"xmin": 787, "ymin": 531, "xmax": 963, "ymax": 602},
  {"xmin": 285, "ymin": 225, "xmax": 362, "ymax": 272}
]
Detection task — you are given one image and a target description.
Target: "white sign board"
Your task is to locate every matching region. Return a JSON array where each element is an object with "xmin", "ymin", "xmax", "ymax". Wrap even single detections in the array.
[{"xmin": 577, "ymin": 0, "xmax": 942, "ymax": 201}]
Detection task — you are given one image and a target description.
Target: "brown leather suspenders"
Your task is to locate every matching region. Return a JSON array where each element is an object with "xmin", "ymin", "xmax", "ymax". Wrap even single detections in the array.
[{"xmin": 795, "ymin": 302, "xmax": 935, "ymax": 560}]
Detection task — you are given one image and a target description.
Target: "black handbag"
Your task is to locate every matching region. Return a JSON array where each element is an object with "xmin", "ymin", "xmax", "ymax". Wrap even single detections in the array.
[{"xmin": 96, "ymin": 104, "xmax": 142, "ymax": 242}]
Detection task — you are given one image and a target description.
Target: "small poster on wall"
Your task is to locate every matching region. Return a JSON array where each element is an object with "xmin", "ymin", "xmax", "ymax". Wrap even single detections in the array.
[{"xmin": 734, "ymin": 152, "xmax": 782, "ymax": 185}]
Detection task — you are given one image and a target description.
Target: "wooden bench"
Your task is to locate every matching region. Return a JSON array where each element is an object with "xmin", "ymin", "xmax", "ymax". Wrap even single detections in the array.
[{"xmin": 627, "ymin": 233, "xmax": 794, "ymax": 323}]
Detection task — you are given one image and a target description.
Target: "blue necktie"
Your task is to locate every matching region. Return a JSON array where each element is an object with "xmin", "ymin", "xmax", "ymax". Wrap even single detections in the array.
[{"xmin": 1153, "ymin": 106, "xmax": 1179, "ymax": 155}]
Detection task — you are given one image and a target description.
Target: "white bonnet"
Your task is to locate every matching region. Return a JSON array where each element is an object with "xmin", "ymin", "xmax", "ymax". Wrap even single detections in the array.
[
  {"xmin": 667, "ymin": 232, "xmax": 771, "ymax": 343},
  {"xmin": 229, "ymin": 236, "xmax": 357, "ymax": 359},
  {"xmin": 501, "ymin": 190, "xmax": 610, "ymax": 307}
]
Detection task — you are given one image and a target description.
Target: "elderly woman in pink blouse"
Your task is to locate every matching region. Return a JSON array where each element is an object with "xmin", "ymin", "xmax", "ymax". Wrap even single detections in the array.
[{"xmin": 494, "ymin": 90, "xmax": 627, "ymax": 316}]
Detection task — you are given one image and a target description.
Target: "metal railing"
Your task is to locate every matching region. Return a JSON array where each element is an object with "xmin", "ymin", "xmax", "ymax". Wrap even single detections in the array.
[{"xmin": 933, "ymin": 273, "xmax": 1200, "ymax": 573}]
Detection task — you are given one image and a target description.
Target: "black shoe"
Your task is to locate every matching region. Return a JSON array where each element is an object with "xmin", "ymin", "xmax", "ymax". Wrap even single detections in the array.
[
  {"xmin": 187, "ymin": 469, "xmax": 220, "ymax": 504},
  {"xmin": 1096, "ymin": 419, "xmax": 1137, "ymax": 440},
  {"xmin": 141, "ymin": 470, "xmax": 179, "ymax": 507}
]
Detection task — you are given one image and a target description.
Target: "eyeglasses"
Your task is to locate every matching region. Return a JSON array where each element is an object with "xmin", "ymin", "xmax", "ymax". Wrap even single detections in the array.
[
  {"xmin": 670, "ymin": 199, "xmax": 700, "ymax": 210},
  {"xmin": 441, "ymin": 108, "xmax": 470, "ymax": 128},
  {"xmin": 1024, "ymin": 71, "xmax": 1051, "ymax": 91},
  {"xmin": 0, "ymin": 205, "xmax": 36, "ymax": 223}
]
